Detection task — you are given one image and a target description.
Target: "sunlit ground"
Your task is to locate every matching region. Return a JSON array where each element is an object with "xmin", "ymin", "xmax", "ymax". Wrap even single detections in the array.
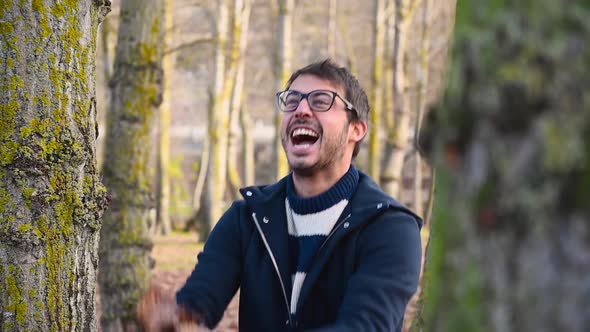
[{"xmin": 151, "ymin": 231, "xmax": 203, "ymax": 271}]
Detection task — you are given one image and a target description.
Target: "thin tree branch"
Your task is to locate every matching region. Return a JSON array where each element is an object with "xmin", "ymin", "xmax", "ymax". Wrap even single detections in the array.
[{"xmin": 163, "ymin": 35, "xmax": 214, "ymax": 55}]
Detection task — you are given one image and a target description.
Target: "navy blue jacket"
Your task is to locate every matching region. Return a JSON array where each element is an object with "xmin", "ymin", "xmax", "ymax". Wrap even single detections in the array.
[{"xmin": 176, "ymin": 171, "xmax": 423, "ymax": 331}]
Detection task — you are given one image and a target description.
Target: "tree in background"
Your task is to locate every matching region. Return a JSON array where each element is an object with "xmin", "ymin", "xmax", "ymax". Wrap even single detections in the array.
[
  {"xmin": 0, "ymin": 1, "xmax": 110, "ymax": 330},
  {"xmin": 418, "ymin": 1, "xmax": 590, "ymax": 331},
  {"xmin": 203, "ymin": 0, "xmax": 230, "ymax": 237},
  {"xmin": 155, "ymin": 0, "xmax": 176, "ymax": 235},
  {"xmin": 367, "ymin": 0, "xmax": 386, "ymax": 180},
  {"xmin": 274, "ymin": 0, "xmax": 294, "ymax": 180},
  {"xmin": 327, "ymin": 0, "xmax": 338, "ymax": 58},
  {"xmin": 98, "ymin": 0, "xmax": 164, "ymax": 329},
  {"xmin": 227, "ymin": 0, "xmax": 253, "ymax": 196},
  {"xmin": 381, "ymin": 0, "xmax": 425, "ymax": 197}
]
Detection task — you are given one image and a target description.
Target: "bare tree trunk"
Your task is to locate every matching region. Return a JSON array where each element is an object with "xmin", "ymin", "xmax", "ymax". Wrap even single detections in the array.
[
  {"xmin": 401, "ymin": 1, "xmax": 431, "ymax": 330},
  {"xmin": 98, "ymin": 0, "xmax": 164, "ymax": 329},
  {"xmin": 192, "ymin": 138, "xmax": 210, "ymax": 215},
  {"xmin": 0, "ymin": 1, "xmax": 110, "ymax": 331},
  {"xmin": 380, "ymin": 0, "xmax": 421, "ymax": 197},
  {"xmin": 156, "ymin": 0, "xmax": 175, "ymax": 235},
  {"xmin": 227, "ymin": 0, "xmax": 253, "ymax": 196},
  {"xmin": 101, "ymin": 16, "xmax": 113, "ymax": 85},
  {"xmin": 337, "ymin": 17, "xmax": 359, "ymax": 75},
  {"xmin": 97, "ymin": 15, "xmax": 113, "ymax": 169},
  {"xmin": 383, "ymin": 0, "xmax": 396, "ymax": 148},
  {"xmin": 368, "ymin": 0, "xmax": 387, "ymax": 181},
  {"xmin": 411, "ymin": 0, "xmax": 431, "ymax": 218},
  {"xmin": 204, "ymin": 0, "xmax": 230, "ymax": 237},
  {"xmin": 274, "ymin": 0, "xmax": 294, "ymax": 180},
  {"xmin": 184, "ymin": 137, "xmax": 210, "ymax": 233},
  {"xmin": 240, "ymin": 104, "xmax": 255, "ymax": 185}
]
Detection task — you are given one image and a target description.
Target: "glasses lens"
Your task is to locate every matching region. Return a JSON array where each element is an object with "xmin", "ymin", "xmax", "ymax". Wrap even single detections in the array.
[
  {"xmin": 280, "ymin": 91, "xmax": 302, "ymax": 112},
  {"xmin": 309, "ymin": 91, "xmax": 334, "ymax": 111}
]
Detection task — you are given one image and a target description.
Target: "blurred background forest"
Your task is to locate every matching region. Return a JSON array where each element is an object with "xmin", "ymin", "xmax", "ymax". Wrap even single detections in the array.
[{"xmin": 94, "ymin": 0, "xmax": 455, "ymax": 235}]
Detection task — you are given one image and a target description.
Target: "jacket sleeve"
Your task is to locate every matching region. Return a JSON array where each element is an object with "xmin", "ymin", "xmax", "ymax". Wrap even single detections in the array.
[
  {"xmin": 175, "ymin": 201, "xmax": 244, "ymax": 329},
  {"xmin": 309, "ymin": 210, "xmax": 422, "ymax": 332}
]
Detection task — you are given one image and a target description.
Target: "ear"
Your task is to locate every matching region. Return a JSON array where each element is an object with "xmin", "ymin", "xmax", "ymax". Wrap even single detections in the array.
[{"xmin": 348, "ymin": 120, "xmax": 368, "ymax": 143}]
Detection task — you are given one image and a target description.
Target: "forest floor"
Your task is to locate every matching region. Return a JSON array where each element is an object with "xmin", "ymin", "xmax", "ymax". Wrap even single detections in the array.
[{"xmin": 151, "ymin": 232, "xmax": 239, "ymax": 331}]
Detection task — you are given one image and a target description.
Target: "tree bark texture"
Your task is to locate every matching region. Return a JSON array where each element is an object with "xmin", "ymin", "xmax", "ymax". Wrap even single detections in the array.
[
  {"xmin": 98, "ymin": 0, "xmax": 164, "ymax": 329},
  {"xmin": 402, "ymin": 3, "xmax": 431, "ymax": 328},
  {"xmin": 418, "ymin": 3, "xmax": 590, "ymax": 331},
  {"xmin": 380, "ymin": 0, "xmax": 456, "ymax": 200},
  {"xmin": 380, "ymin": 0, "xmax": 417, "ymax": 197},
  {"xmin": 411, "ymin": 0, "xmax": 431, "ymax": 218},
  {"xmin": 0, "ymin": 1, "xmax": 110, "ymax": 331}
]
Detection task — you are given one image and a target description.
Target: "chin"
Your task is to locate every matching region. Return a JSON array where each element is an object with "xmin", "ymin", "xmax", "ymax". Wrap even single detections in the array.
[
  {"xmin": 290, "ymin": 157, "xmax": 331, "ymax": 177},
  {"xmin": 291, "ymin": 166, "xmax": 317, "ymax": 177},
  {"xmin": 289, "ymin": 159, "xmax": 316, "ymax": 175}
]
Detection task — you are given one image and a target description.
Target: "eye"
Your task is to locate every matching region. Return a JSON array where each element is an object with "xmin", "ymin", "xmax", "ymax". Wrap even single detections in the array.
[
  {"xmin": 310, "ymin": 92, "xmax": 333, "ymax": 109},
  {"xmin": 284, "ymin": 93, "xmax": 301, "ymax": 108}
]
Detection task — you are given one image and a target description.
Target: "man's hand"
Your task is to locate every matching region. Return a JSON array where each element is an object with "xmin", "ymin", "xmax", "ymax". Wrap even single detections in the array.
[{"xmin": 137, "ymin": 285, "xmax": 208, "ymax": 332}]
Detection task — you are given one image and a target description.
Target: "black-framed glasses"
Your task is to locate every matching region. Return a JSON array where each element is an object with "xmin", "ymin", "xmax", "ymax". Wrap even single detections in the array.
[{"xmin": 276, "ymin": 89, "xmax": 357, "ymax": 116}]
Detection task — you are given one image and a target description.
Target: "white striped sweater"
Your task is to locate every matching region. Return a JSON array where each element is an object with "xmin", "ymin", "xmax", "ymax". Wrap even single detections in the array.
[{"xmin": 285, "ymin": 166, "xmax": 359, "ymax": 315}]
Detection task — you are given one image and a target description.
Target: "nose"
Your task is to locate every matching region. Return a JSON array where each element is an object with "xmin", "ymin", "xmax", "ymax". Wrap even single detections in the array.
[{"xmin": 293, "ymin": 97, "xmax": 313, "ymax": 118}]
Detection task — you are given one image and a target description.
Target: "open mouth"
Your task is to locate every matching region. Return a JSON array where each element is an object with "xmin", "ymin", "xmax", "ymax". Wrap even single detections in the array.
[{"xmin": 291, "ymin": 127, "xmax": 320, "ymax": 146}]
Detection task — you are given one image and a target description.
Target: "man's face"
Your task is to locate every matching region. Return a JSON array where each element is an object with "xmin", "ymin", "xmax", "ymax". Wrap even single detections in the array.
[{"xmin": 280, "ymin": 74, "xmax": 360, "ymax": 176}]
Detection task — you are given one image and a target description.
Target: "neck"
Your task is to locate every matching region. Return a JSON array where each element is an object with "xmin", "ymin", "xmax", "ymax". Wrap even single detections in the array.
[{"xmin": 291, "ymin": 163, "xmax": 351, "ymax": 198}]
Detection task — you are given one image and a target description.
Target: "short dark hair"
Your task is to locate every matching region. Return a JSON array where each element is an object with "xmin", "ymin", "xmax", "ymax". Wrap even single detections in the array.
[{"xmin": 285, "ymin": 59, "xmax": 369, "ymax": 158}]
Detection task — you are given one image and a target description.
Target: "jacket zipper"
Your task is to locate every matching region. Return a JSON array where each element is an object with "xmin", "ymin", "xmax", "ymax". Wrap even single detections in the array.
[
  {"xmin": 290, "ymin": 213, "xmax": 352, "ymax": 316},
  {"xmin": 317, "ymin": 213, "xmax": 352, "ymax": 253},
  {"xmin": 251, "ymin": 212, "xmax": 294, "ymax": 328}
]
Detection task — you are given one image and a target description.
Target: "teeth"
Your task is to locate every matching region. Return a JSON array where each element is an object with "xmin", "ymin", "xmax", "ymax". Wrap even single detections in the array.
[{"xmin": 292, "ymin": 128, "xmax": 318, "ymax": 138}]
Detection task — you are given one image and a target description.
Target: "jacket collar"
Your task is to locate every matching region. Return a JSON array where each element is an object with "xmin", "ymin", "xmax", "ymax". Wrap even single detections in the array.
[{"xmin": 239, "ymin": 170, "xmax": 423, "ymax": 232}]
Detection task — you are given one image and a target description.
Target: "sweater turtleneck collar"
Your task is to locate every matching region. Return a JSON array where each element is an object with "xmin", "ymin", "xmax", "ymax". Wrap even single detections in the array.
[{"xmin": 286, "ymin": 165, "xmax": 359, "ymax": 215}]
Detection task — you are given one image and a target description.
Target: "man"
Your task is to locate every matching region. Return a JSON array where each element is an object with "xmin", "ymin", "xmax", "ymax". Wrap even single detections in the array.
[{"xmin": 139, "ymin": 59, "xmax": 422, "ymax": 331}]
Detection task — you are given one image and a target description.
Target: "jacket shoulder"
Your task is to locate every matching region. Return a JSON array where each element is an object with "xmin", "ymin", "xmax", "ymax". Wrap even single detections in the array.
[{"xmin": 353, "ymin": 171, "xmax": 424, "ymax": 229}]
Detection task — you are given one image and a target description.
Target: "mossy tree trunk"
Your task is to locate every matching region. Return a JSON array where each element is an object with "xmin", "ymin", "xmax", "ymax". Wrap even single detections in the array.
[
  {"xmin": 273, "ymin": 0, "xmax": 294, "ymax": 180},
  {"xmin": 98, "ymin": 0, "xmax": 164, "ymax": 330},
  {"xmin": 417, "ymin": 2, "xmax": 590, "ymax": 331},
  {"xmin": 0, "ymin": 1, "xmax": 110, "ymax": 331}
]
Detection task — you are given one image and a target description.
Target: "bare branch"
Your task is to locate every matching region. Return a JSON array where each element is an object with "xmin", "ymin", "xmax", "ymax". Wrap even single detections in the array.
[{"xmin": 163, "ymin": 35, "xmax": 214, "ymax": 56}]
